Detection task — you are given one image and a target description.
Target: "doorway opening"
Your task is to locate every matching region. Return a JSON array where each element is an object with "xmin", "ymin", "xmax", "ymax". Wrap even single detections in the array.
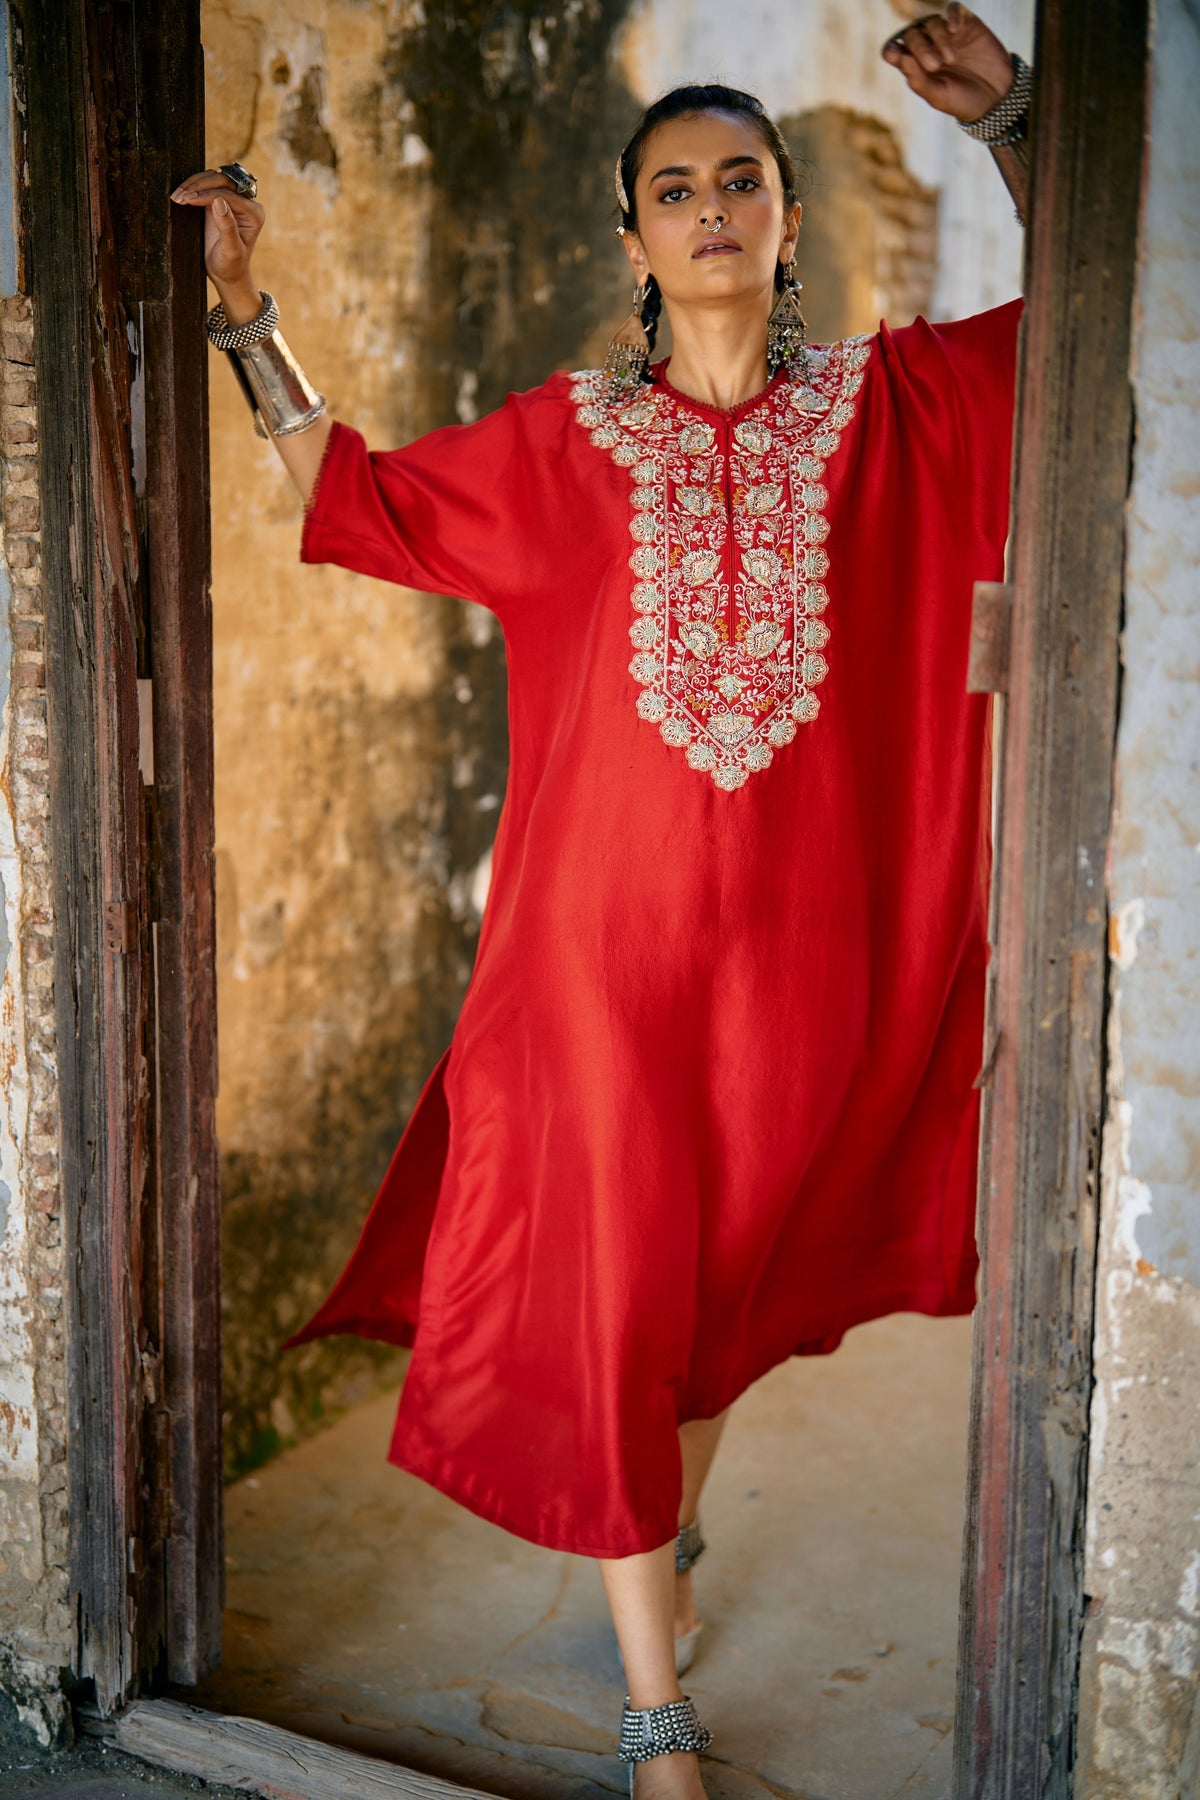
[
  {"xmin": 24, "ymin": 1, "xmax": 1148, "ymax": 1795},
  {"xmin": 190, "ymin": 27, "xmax": 1012, "ymax": 1794}
]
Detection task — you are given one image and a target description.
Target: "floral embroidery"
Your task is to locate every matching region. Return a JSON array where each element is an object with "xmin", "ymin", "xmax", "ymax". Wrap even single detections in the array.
[{"xmin": 569, "ymin": 335, "xmax": 873, "ymax": 790}]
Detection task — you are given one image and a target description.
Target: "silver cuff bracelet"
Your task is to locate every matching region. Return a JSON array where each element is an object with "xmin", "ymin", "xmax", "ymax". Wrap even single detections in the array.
[{"xmin": 206, "ymin": 291, "xmax": 327, "ymax": 438}]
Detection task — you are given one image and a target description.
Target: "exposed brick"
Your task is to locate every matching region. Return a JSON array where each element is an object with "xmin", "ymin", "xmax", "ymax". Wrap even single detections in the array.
[
  {"xmin": 2, "ymin": 335, "xmax": 35, "ymax": 368},
  {"xmin": 13, "ymin": 659, "xmax": 44, "ymax": 688},
  {"xmin": 12, "ymin": 619, "xmax": 42, "ymax": 651},
  {"xmin": 5, "ymin": 536, "xmax": 38, "ymax": 569},
  {"xmin": 17, "ymin": 780, "xmax": 48, "ymax": 805},
  {"xmin": 29, "ymin": 1152, "xmax": 57, "ymax": 1182},
  {"xmin": 4, "ymin": 493, "xmax": 38, "ymax": 531}
]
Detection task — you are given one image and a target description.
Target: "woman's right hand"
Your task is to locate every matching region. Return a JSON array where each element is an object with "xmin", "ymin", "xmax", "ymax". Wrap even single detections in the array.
[
  {"xmin": 170, "ymin": 169, "xmax": 265, "ymax": 324},
  {"xmin": 175, "ymin": 165, "xmax": 333, "ymax": 503}
]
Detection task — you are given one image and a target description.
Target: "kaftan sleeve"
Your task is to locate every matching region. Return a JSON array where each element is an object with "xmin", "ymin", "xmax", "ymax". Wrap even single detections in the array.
[
  {"xmin": 300, "ymin": 380, "xmax": 565, "ymax": 618},
  {"xmin": 877, "ymin": 297, "xmax": 1023, "ymax": 548}
]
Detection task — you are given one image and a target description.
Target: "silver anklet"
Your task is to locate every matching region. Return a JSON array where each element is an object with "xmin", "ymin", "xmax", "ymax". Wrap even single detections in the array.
[
  {"xmin": 619, "ymin": 1693, "xmax": 713, "ymax": 1764},
  {"xmin": 675, "ymin": 1517, "xmax": 706, "ymax": 1573}
]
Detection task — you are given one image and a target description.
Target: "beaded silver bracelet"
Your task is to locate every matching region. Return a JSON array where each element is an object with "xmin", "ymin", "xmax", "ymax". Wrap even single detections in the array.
[
  {"xmin": 959, "ymin": 53, "xmax": 1033, "ymax": 147},
  {"xmin": 205, "ymin": 290, "xmax": 279, "ymax": 350}
]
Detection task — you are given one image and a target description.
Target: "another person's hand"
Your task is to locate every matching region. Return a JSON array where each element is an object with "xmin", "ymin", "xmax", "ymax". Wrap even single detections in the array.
[
  {"xmin": 170, "ymin": 169, "xmax": 265, "ymax": 325},
  {"xmin": 881, "ymin": 4, "xmax": 1015, "ymax": 123}
]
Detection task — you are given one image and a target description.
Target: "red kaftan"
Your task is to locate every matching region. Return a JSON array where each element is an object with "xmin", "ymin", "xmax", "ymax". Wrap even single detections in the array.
[{"xmin": 284, "ymin": 300, "xmax": 1022, "ymax": 1558}]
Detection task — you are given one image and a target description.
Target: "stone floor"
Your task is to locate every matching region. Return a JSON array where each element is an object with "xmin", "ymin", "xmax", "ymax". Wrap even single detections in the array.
[{"xmin": 187, "ymin": 1310, "xmax": 974, "ymax": 1800}]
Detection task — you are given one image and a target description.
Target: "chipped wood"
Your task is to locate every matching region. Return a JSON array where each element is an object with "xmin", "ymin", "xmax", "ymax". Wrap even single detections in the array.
[
  {"xmin": 137, "ymin": 0, "xmax": 222, "ymax": 1689},
  {"xmin": 79, "ymin": 1699, "xmax": 500, "ymax": 1800},
  {"xmin": 952, "ymin": 2, "xmax": 1149, "ymax": 1794},
  {"xmin": 22, "ymin": 0, "xmax": 218, "ymax": 1707},
  {"xmin": 23, "ymin": 0, "xmax": 152, "ymax": 1707}
]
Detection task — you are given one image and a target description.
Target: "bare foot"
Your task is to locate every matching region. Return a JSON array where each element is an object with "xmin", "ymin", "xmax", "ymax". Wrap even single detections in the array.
[{"xmin": 631, "ymin": 1748, "xmax": 708, "ymax": 1798}]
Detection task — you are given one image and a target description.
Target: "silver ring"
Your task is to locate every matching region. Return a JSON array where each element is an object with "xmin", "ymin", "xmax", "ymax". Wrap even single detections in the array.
[
  {"xmin": 219, "ymin": 161, "xmax": 258, "ymax": 200},
  {"xmin": 702, "ymin": 217, "xmax": 725, "ymax": 234}
]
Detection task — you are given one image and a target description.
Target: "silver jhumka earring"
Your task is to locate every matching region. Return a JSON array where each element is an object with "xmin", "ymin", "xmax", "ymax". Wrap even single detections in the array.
[
  {"xmin": 766, "ymin": 260, "xmax": 809, "ymax": 377},
  {"xmin": 603, "ymin": 279, "xmax": 652, "ymax": 399}
]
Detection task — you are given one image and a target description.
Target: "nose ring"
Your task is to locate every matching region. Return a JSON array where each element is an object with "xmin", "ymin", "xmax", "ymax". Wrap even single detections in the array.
[{"xmin": 702, "ymin": 215, "xmax": 725, "ymax": 234}]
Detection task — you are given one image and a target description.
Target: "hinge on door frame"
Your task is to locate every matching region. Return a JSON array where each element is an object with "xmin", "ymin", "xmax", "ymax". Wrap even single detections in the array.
[
  {"xmin": 104, "ymin": 900, "xmax": 138, "ymax": 954},
  {"xmin": 967, "ymin": 581, "xmax": 1014, "ymax": 694}
]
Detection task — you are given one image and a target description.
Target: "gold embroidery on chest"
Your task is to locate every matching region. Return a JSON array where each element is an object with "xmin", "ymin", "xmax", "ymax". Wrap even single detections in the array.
[{"xmin": 569, "ymin": 336, "xmax": 873, "ymax": 791}]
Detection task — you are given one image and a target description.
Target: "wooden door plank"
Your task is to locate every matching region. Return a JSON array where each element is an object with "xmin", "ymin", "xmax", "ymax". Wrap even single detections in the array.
[
  {"xmin": 20, "ymin": 0, "xmax": 217, "ymax": 1705},
  {"xmin": 80, "ymin": 1700, "xmax": 502, "ymax": 1800},
  {"xmin": 136, "ymin": 0, "xmax": 223, "ymax": 1689},
  {"xmin": 952, "ymin": 1, "xmax": 1149, "ymax": 1794},
  {"xmin": 20, "ymin": 0, "xmax": 149, "ymax": 1708}
]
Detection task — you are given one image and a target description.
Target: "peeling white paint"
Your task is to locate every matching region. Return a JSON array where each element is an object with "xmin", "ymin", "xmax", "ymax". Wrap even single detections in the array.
[
  {"xmin": 1111, "ymin": 895, "xmax": 1146, "ymax": 970},
  {"xmin": 1115, "ymin": 1171, "xmax": 1153, "ymax": 1267},
  {"xmin": 470, "ymin": 843, "xmax": 493, "ymax": 916},
  {"xmin": 455, "ymin": 367, "xmax": 479, "ymax": 425},
  {"xmin": 1084, "ymin": 75, "xmax": 1200, "ymax": 1777}
]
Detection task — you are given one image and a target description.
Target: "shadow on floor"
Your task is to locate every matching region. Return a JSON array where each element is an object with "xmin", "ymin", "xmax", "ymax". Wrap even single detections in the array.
[
  {"xmin": 0, "ymin": 1737, "xmax": 243, "ymax": 1799},
  {"xmin": 186, "ymin": 1310, "xmax": 974, "ymax": 1800}
]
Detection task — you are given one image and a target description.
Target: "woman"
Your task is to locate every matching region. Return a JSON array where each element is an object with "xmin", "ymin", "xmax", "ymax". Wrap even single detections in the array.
[{"xmin": 175, "ymin": 8, "xmax": 1029, "ymax": 1794}]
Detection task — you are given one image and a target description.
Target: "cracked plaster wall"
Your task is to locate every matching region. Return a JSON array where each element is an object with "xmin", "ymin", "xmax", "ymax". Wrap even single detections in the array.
[
  {"xmin": 1076, "ymin": 1, "xmax": 1200, "ymax": 1793},
  {"xmin": 202, "ymin": 0, "xmax": 1032, "ymax": 1480}
]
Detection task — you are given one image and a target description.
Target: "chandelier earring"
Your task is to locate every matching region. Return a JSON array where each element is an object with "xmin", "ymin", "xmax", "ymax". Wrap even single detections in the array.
[
  {"xmin": 603, "ymin": 278, "xmax": 652, "ymax": 399},
  {"xmin": 766, "ymin": 259, "xmax": 809, "ymax": 378}
]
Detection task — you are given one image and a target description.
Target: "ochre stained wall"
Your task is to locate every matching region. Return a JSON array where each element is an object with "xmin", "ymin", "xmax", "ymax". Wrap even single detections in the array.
[{"xmin": 203, "ymin": 0, "xmax": 637, "ymax": 1476}]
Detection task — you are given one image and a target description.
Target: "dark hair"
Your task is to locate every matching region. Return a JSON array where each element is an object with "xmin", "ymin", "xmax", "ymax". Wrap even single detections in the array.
[{"xmin": 616, "ymin": 84, "xmax": 799, "ymax": 358}]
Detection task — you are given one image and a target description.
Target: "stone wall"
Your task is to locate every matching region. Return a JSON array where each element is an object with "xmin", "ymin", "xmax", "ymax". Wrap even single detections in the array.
[
  {"xmin": 0, "ymin": 9, "xmax": 71, "ymax": 1735},
  {"xmin": 202, "ymin": 0, "xmax": 1030, "ymax": 1478},
  {"xmin": 1076, "ymin": 0, "xmax": 1200, "ymax": 1791}
]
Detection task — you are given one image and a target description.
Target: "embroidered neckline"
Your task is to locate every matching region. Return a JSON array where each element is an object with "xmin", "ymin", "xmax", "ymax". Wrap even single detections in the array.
[
  {"xmin": 648, "ymin": 358, "xmax": 789, "ymax": 422},
  {"xmin": 569, "ymin": 337, "xmax": 874, "ymax": 791}
]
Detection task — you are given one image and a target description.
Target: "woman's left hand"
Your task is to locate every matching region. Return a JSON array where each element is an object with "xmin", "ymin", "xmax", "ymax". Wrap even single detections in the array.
[{"xmin": 881, "ymin": 4, "xmax": 1016, "ymax": 123}]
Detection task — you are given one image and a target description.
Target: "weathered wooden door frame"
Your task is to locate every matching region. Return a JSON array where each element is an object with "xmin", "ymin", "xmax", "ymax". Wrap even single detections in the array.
[
  {"xmin": 21, "ymin": 0, "xmax": 1150, "ymax": 1789},
  {"xmin": 953, "ymin": 1, "xmax": 1149, "ymax": 1795},
  {"xmin": 20, "ymin": 0, "xmax": 221, "ymax": 1708}
]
